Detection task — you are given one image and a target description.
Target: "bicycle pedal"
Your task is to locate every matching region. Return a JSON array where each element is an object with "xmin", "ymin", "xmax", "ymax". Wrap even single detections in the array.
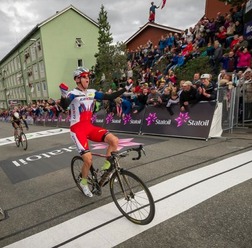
[{"xmin": 92, "ymin": 188, "xmax": 102, "ymax": 196}]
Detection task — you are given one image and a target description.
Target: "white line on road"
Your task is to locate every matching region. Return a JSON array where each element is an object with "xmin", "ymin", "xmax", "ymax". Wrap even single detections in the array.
[
  {"xmin": 0, "ymin": 128, "xmax": 70, "ymax": 146},
  {"xmin": 4, "ymin": 150, "xmax": 252, "ymax": 248}
]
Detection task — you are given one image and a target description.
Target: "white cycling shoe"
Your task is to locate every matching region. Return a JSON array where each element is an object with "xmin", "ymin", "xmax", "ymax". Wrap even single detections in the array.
[{"xmin": 80, "ymin": 183, "xmax": 93, "ymax": 198}]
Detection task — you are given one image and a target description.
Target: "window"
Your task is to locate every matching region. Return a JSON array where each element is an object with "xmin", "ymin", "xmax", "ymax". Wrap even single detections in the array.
[
  {"xmin": 75, "ymin": 38, "xmax": 84, "ymax": 48},
  {"xmin": 77, "ymin": 59, "xmax": 83, "ymax": 67}
]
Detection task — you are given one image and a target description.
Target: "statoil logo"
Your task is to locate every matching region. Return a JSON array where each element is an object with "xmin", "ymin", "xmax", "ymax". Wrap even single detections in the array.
[{"xmin": 187, "ymin": 120, "xmax": 210, "ymax": 126}]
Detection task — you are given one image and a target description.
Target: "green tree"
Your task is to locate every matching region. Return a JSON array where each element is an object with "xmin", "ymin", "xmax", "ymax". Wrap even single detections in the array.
[{"xmin": 94, "ymin": 5, "xmax": 113, "ymax": 87}]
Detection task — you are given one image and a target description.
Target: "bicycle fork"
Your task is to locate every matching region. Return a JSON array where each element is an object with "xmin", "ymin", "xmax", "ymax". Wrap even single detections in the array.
[{"xmin": 115, "ymin": 169, "xmax": 135, "ymax": 201}]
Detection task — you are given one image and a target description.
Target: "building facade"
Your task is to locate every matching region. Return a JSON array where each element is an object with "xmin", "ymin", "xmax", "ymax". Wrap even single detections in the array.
[{"xmin": 0, "ymin": 5, "xmax": 99, "ymax": 109}]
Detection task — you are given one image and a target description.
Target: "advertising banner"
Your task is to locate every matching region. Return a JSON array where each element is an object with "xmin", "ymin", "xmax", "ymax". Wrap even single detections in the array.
[
  {"xmin": 141, "ymin": 102, "xmax": 216, "ymax": 139},
  {"xmin": 103, "ymin": 109, "xmax": 145, "ymax": 133}
]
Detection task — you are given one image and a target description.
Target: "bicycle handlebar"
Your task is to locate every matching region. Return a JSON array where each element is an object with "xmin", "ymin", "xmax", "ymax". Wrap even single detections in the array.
[{"xmin": 116, "ymin": 145, "xmax": 146, "ymax": 160}]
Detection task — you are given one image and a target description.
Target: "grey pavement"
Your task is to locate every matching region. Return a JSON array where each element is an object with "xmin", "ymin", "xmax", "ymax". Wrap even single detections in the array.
[{"xmin": 0, "ymin": 121, "xmax": 252, "ymax": 247}]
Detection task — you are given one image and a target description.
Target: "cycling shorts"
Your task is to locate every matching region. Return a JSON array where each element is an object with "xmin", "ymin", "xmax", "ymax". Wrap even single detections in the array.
[
  {"xmin": 12, "ymin": 120, "xmax": 21, "ymax": 129},
  {"xmin": 70, "ymin": 121, "xmax": 109, "ymax": 155}
]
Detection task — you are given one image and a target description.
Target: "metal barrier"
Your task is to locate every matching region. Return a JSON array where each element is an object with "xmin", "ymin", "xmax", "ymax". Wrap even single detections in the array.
[
  {"xmin": 217, "ymin": 85, "xmax": 238, "ymax": 132},
  {"xmin": 241, "ymin": 80, "xmax": 252, "ymax": 125}
]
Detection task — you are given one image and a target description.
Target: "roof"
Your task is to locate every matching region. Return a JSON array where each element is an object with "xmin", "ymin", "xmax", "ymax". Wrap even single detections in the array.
[
  {"xmin": 125, "ymin": 22, "xmax": 183, "ymax": 44},
  {"xmin": 1, "ymin": 5, "xmax": 98, "ymax": 63}
]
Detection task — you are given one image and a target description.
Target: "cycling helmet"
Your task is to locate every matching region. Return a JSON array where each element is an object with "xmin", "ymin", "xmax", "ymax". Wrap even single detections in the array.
[
  {"xmin": 73, "ymin": 67, "xmax": 89, "ymax": 79},
  {"xmin": 14, "ymin": 112, "xmax": 20, "ymax": 119}
]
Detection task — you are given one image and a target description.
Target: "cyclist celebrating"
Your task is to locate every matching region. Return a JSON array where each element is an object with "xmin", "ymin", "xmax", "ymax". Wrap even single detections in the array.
[
  {"xmin": 59, "ymin": 67, "xmax": 132, "ymax": 197},
  {"xmin": 11, "ymin": 109, "xmax": 29, "ymax": 140}
]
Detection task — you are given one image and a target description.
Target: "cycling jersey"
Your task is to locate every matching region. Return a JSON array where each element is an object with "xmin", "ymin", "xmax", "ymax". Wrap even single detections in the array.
[
  {"xmin": 11, "ymin": 113, "xmax": 28, "ymax": 129},
  {"xmin": 60, "ymin": 87, "xmax": 126, "ymax": 154}
]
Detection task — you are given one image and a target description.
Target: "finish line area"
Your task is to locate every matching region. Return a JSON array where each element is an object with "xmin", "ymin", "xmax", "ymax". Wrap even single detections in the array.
[{"xmin": 0, "ymin": 122, "xmax": 252, "ymax": 247}]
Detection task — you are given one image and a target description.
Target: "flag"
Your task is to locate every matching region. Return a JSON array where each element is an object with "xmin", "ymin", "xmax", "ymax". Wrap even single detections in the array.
[{"xmin": 161, "ymin": 0, "xmax": 166, "ymax": 9}]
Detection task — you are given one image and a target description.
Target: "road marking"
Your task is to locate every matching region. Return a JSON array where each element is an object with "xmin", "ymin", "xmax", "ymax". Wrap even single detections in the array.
[
  {"xmin": 4, "ymin": 151, "xmax": 252, "ymax": 248},
  {"xmin": 0, "ymin": 128, "xmax": 69, "ymax": 146}
]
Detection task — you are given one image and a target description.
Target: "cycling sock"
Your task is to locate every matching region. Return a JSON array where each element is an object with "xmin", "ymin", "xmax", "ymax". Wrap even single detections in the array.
[
  {"xmin": 101, "ymin": 160, "xmax": 111, "ymax": 171},
  {"xmin": 81, "ymin": 178, "xmax": 88, "ymax": 185}
]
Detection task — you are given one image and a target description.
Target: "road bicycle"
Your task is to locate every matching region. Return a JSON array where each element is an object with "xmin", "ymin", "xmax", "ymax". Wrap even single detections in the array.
[
  {"xmin": 15, "ymin": 124, "xmax": 28, "ymax": 150},
  {"xmin": 71, "ymin": 145, "xmax": 155, "ymax": 225}
]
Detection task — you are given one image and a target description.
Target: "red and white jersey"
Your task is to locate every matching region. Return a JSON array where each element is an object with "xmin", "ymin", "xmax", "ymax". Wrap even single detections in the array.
[{"xmin": 67, "ymin": 88, "xmax": 97, "ymax": 127}]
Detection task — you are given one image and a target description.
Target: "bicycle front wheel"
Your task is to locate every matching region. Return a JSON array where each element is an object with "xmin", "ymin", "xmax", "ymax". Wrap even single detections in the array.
[
  {"xmin": 20, "ymin": 132, "xmax": 28, "ymax": 150},
  {"xmin": 110, "ymin": 170, "xmax": 155, "ymax": 225}
]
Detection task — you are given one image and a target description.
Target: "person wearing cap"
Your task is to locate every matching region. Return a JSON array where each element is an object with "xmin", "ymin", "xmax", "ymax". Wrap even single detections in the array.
[
  {"xmin": 147, "ymin": 86, "xmax": 162, "ymax": 106},
  {"xmin": 198, "ymin": 74, "xmax": 217, "ymax": 101},
  {"xmin": 179, "ymin": 81, "xmax": 199, "ymax": 112},
  {"xmin": 59, "ymin": 67, "xmax": 133, "ymax": 197}
]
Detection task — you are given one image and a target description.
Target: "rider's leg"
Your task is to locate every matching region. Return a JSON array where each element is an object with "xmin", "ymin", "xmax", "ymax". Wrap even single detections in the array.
[
  {"xmin": 80, "ymin": 151, "xmax": 93, "ymax": 197},
  {"xmin": 13, "ymin": 123, "xmax": 18, "ymax": 139},
  {"xmin": 101, "ymin": 133, "xmax": 119, "ymax": 171},
  {"xmin": 70, "ymin": 127, "xmax": 93, "ymax": 197}
]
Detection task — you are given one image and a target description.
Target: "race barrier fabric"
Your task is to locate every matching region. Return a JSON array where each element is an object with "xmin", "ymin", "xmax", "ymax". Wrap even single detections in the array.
[{"xmin": 34, "ymin": 101, "xmax": 221, "ymax": 140}]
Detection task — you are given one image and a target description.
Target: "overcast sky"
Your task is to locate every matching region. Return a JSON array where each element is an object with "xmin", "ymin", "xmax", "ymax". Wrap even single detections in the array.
[{"xmin": 0, "ymin": 0, "xmax": 205, "ymax": 60}]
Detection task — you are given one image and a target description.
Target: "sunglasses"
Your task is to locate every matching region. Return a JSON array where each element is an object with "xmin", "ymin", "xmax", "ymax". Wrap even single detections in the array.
[{"xmin": 80, "ymin": 75, "xmax": 89, "ymax": 79}]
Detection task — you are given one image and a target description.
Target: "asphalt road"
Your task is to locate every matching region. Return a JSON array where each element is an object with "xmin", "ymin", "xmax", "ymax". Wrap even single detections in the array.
[{"xmin": 0, "ymin": 121, "xmax": 252, "ymax": 248}]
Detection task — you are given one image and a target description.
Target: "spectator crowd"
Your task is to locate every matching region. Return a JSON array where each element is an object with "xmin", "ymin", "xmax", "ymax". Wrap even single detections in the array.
[{"xmin": 0, "ymin": 2, "xmax": 251, "ymax": 124}]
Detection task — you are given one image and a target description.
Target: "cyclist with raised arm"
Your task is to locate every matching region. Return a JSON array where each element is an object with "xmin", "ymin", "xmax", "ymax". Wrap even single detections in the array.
[
  {"xmin": 11, "ymin": 109, "xmax": 29, "ymax": 140},
  {"xmin": 59, "ymin": 67, "xmax": 132, "ymax": 197}
]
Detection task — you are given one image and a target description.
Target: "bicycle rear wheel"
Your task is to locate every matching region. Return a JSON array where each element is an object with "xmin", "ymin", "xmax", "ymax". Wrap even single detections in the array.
[
  {"xmin": 20, "ymin": 132, "xmax": 28, "ymax": 150},
  {"xmin": 71, "ymin": 156, "xmax": 100, "ymax": 195},
  {"xmin": 110, "ymin": 170, "xmax": 155, "ymax": 225},
  {"xmin": 71, "ymin": 156, "xmax": 84, "ymax": 192}
]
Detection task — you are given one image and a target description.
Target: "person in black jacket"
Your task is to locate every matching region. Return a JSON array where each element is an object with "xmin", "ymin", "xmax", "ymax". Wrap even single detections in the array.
[
  {"xmin": 179, "ymin": 81, "xmax": 199, "ymax": 112},
  {"xmin": 197, "ymin": 73, "xmax": 218, "ymax": 101}
]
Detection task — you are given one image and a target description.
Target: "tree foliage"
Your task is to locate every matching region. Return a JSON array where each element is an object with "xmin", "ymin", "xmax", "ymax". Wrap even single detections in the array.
[
  {"xmin": 94, "ymin": 5, "xmax": 127, "ymax": 90},
  {"xmin": 94, "ymin": 5, "xmax": 113, "ymax": 85}
]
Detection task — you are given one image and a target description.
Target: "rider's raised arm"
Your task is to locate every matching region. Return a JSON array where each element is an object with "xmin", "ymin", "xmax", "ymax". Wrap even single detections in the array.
[
  {"xmin": 59, "ymin": 83, "xmax": 72, "ymax": 110},
  {"xmin": 97, "ymin": 88, "xmax": 126, "ymax": 101},
  {"xmin": 95, "ymin": 82, "xmax": 133, "ymax": 101}
]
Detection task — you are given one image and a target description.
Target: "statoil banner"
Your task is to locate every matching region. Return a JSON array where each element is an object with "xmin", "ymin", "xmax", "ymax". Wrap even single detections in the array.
[
  {"xmin": 36, "ymin": 101, "xmax": 218, "ymax": 139},
  {"xmin": 141, "ymin": 102, "xmax": 216, "ymax": 139}
]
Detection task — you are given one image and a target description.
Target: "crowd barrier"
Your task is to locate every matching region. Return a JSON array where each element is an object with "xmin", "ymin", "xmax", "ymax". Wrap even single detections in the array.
[
  {"xmin": 241, "ymin": 80, "xmax": 252, "ymax": 126},
  {"xmin": 34, "ymin": 101, "xmax": 222, "ymax": 140}
]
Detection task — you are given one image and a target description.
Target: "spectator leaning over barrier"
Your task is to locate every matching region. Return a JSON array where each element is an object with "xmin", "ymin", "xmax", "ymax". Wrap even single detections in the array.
[
  {"xmin": 147, "ymin": 86, "xmax": 162, "ymax": 106},
  {"xmin": 198, "ymin": 74, "xmax": 218, "ymax": 101},
  {"xmin": 132, "ymin": 87, "xmax": 149, "ymax": 114},
  {"xmin": 179, "ymin": 81, "xmax": 199, "ymax": 112}
]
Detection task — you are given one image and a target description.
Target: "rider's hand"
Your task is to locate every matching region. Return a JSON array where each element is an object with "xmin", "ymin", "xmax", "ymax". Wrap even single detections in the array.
[{"xmin": 59, "ymin": 83, "xmax": 69, "ymax": 98}]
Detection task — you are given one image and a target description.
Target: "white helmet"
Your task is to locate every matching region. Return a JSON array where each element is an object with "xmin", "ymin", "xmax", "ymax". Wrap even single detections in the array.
[
  {"xmin": 73, "ymin": 67, "xmax": 89, "ymax": 79},
  {"xmin": 14, "ymin": 112, "xmax": 20, "ymax": 119}
]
